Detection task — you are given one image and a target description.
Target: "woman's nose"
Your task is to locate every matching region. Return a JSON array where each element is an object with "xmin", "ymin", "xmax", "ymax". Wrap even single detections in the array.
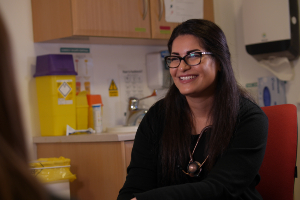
[{"xmin": 178, "ymin": 60, "xmax": 191, "ymax": 71}]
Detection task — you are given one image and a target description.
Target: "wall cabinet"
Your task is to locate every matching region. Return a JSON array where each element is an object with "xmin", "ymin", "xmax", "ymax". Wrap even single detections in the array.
[
  {"xmin": 36, "ymin": 141, "xmax": 134, "ymax": 200},
  {"xmin": 31, "ymin": 0, "xmax": 214, "ymax": 45}
]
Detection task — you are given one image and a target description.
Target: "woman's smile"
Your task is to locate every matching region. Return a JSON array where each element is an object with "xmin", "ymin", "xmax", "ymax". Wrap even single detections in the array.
[{"xmin": 179, "ymin": 75, "xmax": 198, "ymax": 82}]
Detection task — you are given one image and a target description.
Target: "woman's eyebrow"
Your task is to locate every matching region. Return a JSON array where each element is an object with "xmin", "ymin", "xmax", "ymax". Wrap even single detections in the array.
[{"xmin": 186, "ymin": 49, "xmax": 201, "ymax": 54}]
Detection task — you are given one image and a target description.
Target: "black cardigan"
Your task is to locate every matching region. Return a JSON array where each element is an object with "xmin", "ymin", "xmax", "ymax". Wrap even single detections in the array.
[{"xmin": 118, "ymin": 97, "xmax": 268, "ymax": 200}]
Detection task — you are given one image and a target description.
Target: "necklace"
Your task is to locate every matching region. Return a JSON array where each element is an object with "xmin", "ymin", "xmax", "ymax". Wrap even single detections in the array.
[{"xmin": 182, "ymin": 126, "xmax": 211, "ymax": 177}]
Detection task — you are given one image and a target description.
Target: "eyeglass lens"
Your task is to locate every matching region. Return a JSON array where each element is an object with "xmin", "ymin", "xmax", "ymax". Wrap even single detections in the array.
[{"xmin": 166, "ymin": 52, "xmax": 202, "ymax": 68}]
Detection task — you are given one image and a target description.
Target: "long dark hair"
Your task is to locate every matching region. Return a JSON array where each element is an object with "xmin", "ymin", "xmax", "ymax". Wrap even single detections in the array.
[
  {"xmin": 161, "ymin": 19, "xmax": 246, "ymax": 185},
  {"xmin": 0, "ymin": 14, "xmax": 48, "ymax": 200}
]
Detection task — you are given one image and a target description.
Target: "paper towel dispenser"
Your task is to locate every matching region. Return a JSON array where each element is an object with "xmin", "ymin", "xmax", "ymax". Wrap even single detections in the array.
[{"xmin": 242, "ymin": 0, "xmax": 299, "ymax": 61}]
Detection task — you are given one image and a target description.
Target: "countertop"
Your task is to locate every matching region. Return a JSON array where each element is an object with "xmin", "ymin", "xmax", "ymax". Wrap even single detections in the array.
[{"xmin": 32, "ymin": 132, "xmax": 136, "ymax": 143}]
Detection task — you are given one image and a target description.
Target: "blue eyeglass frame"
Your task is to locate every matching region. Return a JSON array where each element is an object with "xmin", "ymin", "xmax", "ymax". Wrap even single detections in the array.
[{"xmin": 165, "ymin": 51, "xmax": 213, "ymax": 68}]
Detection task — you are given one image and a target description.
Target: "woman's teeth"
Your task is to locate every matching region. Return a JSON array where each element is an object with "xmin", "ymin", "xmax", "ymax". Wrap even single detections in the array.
[{"xmin": 180, "ymin": 76, "xmax": 196, "ymax": 80}]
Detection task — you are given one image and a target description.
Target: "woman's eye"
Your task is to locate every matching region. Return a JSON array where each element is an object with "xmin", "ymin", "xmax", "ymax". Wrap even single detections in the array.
[{"xmin": 171, "ymin": 57, "xmax": 179, "ymax": 61}]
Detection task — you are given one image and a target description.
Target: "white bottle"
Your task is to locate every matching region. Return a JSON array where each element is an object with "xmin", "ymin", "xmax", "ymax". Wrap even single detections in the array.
[{"xmin": 92, "ymin": 104, "xmax": 102, "ymax": 133}]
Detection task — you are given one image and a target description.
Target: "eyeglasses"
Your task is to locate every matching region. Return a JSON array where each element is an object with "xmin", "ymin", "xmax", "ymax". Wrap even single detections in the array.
[{"xmin": 165, "ymin": 51, "xmax": 213, "ymax": 68}]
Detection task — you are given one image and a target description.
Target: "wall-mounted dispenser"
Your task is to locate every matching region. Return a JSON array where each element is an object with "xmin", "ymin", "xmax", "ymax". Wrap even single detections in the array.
[
  {"xmin": 146, "ymin": 50, "xmax": 170, "ymax": 90},
  {"xmin": 242, "ymin": 0, "xmax": 299, "ymax": 61}
]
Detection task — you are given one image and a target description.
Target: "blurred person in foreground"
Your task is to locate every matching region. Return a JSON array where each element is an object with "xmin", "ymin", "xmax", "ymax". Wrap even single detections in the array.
[
  {"xmin": 0, "ymin": 14, "xmax": 69, "ymax": 200},
  {"xmin": 117, "ymin": 19, "xmax": 268, "ymax": 200}
]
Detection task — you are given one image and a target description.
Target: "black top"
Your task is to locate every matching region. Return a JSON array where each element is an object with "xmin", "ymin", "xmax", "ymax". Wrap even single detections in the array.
[{"xmin": 118, "ymin": 97, "xmax": 268, "ymax": 200}]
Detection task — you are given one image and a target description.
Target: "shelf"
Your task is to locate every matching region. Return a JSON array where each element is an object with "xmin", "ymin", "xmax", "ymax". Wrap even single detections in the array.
[{"xmin": 33, "ymin": 132, "xmax": 136, "ymax": 143}]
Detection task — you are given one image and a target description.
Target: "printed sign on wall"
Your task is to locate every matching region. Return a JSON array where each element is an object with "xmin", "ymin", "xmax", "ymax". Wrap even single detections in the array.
[{"xmin": 109, "ymin": 79, "xmax": 119, "ymax": 97}]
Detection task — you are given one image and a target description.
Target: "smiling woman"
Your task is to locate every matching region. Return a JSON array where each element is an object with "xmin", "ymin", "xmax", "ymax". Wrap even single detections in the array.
[
  {"xmin": 117, "ymin": 19, "xmax": 268, "ymax": 200},
  {"xmin": 168, "ymin": 34, "xmax": 220, "ymax": 98}
]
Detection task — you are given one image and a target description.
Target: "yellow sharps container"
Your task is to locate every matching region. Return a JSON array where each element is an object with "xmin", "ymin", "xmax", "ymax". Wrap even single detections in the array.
[{"xmin": 34, "ymin": 54, "xmax": 77, "ymax": 136}]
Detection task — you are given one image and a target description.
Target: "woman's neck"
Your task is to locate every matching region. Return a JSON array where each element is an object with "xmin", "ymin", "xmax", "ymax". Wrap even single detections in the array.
[{"xmin": 186, "ymin": 95, "xmax": 214, "ymax": 134}]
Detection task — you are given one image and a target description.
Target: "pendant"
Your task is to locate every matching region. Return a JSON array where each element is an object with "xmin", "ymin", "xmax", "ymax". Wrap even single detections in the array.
[{"xmin": 187, "ymin": 161, "xmax": 202, "ymax": 177}]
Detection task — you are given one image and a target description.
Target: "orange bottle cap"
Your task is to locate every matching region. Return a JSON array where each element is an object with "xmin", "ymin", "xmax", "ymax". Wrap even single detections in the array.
[{"xmin": 86, "ymin": 94, "xmax": 103, "ymax": 106}]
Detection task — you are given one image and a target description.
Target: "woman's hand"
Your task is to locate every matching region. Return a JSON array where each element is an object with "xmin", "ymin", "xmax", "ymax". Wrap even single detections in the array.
[{"xmin": 131, "ymin": 198, "xmax": 137, "ymax": 200}]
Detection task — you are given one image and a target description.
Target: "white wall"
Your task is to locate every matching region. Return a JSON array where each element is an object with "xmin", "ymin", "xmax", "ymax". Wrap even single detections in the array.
[
  {"xmin": 213, "ymin": 0, "xmax": 240, "ymax": 81},
  {"xmin": 0, "ymin": 0, "xmax": 299, "ymax": 198}
]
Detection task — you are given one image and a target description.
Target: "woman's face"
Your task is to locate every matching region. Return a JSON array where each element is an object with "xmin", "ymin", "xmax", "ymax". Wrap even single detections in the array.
[{"xmin": 169, "ymin": 34, "xmax": 220, "ymax": 98}]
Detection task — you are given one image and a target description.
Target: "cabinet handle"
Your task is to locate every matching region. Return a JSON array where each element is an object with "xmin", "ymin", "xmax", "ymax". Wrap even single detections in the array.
[
  {"xmin": 158, "ymin": 0, "xmax": 164, "ymax": 21},
  {"xmin": 143, "ymin": 0, "xmax": 149, "ymax": 20}
]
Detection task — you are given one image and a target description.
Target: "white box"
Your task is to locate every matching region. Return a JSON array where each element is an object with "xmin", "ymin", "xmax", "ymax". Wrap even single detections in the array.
[
  {"xmin": 258, "ymin": 76, "xmax": 286, "ymax": 107},
  {"xmin": 146, "ymin": 50, "xmax": 170, "ymax": 90},
  {"xmin": 45, "ymin": 180, "xmax": 70, "ymax": 199}
]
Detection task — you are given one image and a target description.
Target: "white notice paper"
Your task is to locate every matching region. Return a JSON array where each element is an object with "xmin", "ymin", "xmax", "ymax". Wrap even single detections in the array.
[
  {"xmin": 164, "ymin": 0, "xmax": 204, "ymax": 23},
  {"xmin": 118, "ymin": 65, "xmax": 146, "ymax": 125}
]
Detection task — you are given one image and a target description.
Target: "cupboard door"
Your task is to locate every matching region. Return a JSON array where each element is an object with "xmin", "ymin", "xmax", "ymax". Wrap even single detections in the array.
[
  {"xmin": 31, "ymin": 0, "xmax": 73, "ymax": 42},
  {"xmin": 36, "ymin": 142, "xmax": 127, "ymax": 200},
  {"xmin": 150, "ymin": 0, "xmax": 179, "ymax": 39},
  {"xmin": 124, "ymin": 141, "xmax": 134, "ymax": 168},
  {"xmin": 150, "ymin": 0, "xmax": 215, "ymax": 40},
  {"xmin": 71, "ymin": 0, "xmax": 151, "ymax": 38}
]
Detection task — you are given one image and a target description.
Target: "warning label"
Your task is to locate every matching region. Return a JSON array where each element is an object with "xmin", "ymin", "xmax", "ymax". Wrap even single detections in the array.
[
  {"xmin": 57, "ymin": 80, "xmax": 73, "ymax": 105},
  {"xmin": 109, "ymin": 79, "xmax": 118, "ymax": 97},
  {"xmin": 58, "ymin": 82, "xmax": 71, "ymax": 98}
]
